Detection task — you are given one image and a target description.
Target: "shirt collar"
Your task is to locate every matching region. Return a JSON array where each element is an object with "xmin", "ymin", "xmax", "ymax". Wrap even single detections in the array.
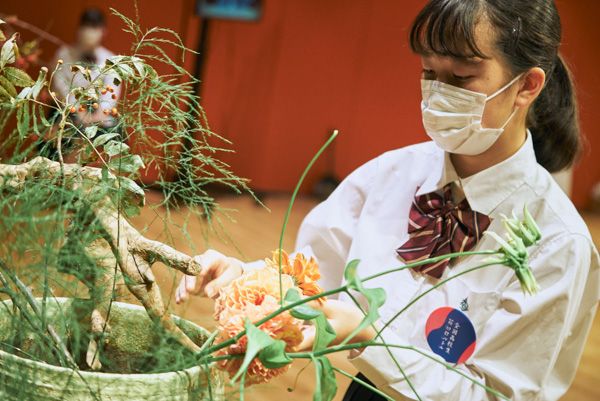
[
  {"xmin": 415, "ymin": 150, "xmax": 457, "ymax": 197},
  {"xmin": 416, "ymin": 131, "xmax": 537, "ymax": 215}
]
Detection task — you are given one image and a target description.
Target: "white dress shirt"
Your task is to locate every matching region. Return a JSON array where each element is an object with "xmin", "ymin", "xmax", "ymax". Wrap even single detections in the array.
[{"xmin": 294, "ymin": 134, "xmax": 600, "ymax": 400}]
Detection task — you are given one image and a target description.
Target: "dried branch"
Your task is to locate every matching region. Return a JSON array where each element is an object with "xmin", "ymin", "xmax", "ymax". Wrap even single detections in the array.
[{"xmin": 0, "ymin": 157, "xmax": 204, "ymax": 363}]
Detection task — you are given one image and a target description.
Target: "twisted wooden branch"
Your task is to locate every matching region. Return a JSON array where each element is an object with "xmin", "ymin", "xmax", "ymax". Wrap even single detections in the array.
[{"xmin": 1, "ymin": 157, "xmax": 203, "ymax": 368}]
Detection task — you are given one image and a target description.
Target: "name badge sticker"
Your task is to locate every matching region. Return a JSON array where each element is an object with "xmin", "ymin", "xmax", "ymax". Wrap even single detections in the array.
[{"xmin": 425, "ymin": 307, "xmax": 476, "ymax": 364}]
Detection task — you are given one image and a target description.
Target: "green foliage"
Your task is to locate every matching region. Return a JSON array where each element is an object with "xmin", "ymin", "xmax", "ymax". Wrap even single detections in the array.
[
  {"xmin": 0, "ymin": 8, "xmax": 544, "ymax": 401},
  {"xmin": 342, "ymin": 259, "xmax": 386, "ymax": 345},
  {"xmin": 230, "ymin": 318, "xmax": 277, "ymax": 384},
  {"xmin": 259, "ymin": 340, "xmax": 292, "ymax": 369},
  {"xmin": 312, "ymin": 355, "xmax": 337, "ymax": 401},
  {"xmin": 0, "ymin": 7, "xmax": 252, "ymax": 399}
]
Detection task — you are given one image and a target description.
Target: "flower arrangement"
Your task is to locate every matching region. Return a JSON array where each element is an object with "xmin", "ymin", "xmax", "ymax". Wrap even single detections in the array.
[
  {"xmin": 0, "ymin": 7, "xmax": 545, "ymax": 401},
  {"xmin": 0, "ymin": 8, "xmax": 249, "ymax": 400},
  {"xmin": 212, "ymin": 251, "xmax": 322, "ymax": 385},
  {"xmin": 194, "ymin": 132, "xmax": 543, "ymax": 400}
]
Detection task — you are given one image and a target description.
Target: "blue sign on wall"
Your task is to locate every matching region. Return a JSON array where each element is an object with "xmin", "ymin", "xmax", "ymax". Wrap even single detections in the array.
[{"xmin": 196, "ymin": 0, "xmax": 262, "ymax": 21}]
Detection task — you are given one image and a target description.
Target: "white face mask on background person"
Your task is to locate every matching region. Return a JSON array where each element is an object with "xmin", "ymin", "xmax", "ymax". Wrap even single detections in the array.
[
  {"xmin": 77, "ymin": 27, "xmax": 104, "ymax": 53},
  {"xmin": 420, "ymin": 73, "xmax": 523, "ymax": 155}
]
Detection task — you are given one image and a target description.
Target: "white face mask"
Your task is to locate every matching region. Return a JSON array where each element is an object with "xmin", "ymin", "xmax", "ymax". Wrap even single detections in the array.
[
  {"xmin": 420, "ymin": 74, "xmax": 523, "ymax": 155},
  {"xmin": 77, "ymin": 27, "xmax": 104, "ymax": 53}
]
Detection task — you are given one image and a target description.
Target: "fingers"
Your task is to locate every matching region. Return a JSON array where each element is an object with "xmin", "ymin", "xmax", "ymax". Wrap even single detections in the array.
[
  {"xmin": 204, "ymin": 257, "xmax": 242, "ymax": 298},
  {"xmin": 185, "ymin": 274, "xmax": 198, "ymax": 293},
  {"xmin": 175, "ymin": 275, "xmax": 194, "ymax": 304},
  {"xmin": 299, "ymin": 325, "xmax": 316, "ymax": 351},
  {"xmin": 174, "ymin": 250, "xmax": 243, "ymax": 303}
]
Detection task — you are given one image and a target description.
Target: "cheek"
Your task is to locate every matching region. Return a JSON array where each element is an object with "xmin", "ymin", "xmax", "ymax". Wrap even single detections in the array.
[{"xmin": 481, "ymin": 96, "xmax": 514, "ymax": 129}]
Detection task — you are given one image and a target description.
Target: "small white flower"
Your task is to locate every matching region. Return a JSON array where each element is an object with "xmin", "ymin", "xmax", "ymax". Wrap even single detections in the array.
[{"xmin": 484, "ymin": 204, "xmax": 541, "ymax": 296}]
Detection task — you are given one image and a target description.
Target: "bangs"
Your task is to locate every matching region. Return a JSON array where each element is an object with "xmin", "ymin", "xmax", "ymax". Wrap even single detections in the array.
[{"xmin": 409, "ymin": 0, "xmax": 489, "ymax": 59}]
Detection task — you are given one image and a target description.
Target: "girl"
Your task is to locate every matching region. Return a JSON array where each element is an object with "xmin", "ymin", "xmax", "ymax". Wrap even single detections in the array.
[{"xmin": 176, "ymin": 0, "xmax": 600, "ymax": 399}]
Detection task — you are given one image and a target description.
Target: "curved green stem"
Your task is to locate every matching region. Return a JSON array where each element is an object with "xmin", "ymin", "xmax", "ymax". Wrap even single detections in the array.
[
  {"xmin": 196, "ymin": 286, "xmax": 345, "ymax": 359},
  {"xmin": 197, "ymin": 329, "xmax": 219, "ymax": 354},
  {"xmin": 377, "ymin": 261, "xmax": 503, "ymax": 338},
  {"xmin": 362, "ymin": 250, "xmax": 499, "ymax": 283},
  {"xmin": 277, "ymin": 130, "xmax": 338, "ymax": 305},
  {"xmin": 331, "ymin": 366, "xmax": 394, "ymax": 401},
  {"xmin": 288, "ymin": 343, "xmax": 510, "ymax": 401}
]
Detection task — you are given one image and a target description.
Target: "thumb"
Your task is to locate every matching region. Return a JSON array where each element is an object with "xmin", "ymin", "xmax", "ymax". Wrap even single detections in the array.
[{"xmin": 204, "ymin": 263, "xmax": 241, "ymax": 298}]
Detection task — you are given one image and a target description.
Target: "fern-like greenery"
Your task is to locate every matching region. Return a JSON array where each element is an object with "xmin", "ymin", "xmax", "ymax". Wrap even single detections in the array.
[{"xmin": 0, "ymin": 7, "xmax": 251, "ymax": 380}]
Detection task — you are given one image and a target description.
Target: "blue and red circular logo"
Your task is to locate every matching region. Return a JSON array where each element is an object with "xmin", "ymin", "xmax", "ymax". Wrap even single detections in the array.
[{"xmin": 425, "ymin": 307, "xmax": 476, "ymax": 364}]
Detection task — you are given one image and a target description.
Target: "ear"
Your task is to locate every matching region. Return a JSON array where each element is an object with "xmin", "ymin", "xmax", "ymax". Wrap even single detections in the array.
[{"xmin": 515, "ymin": 67, "xmax": 545, "ymax": 107}]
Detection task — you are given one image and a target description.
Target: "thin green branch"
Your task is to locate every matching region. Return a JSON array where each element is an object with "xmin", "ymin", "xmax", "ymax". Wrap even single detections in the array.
[{"xmin": 277, "ymin": 130, "xmax": 338, "ymax": 305}]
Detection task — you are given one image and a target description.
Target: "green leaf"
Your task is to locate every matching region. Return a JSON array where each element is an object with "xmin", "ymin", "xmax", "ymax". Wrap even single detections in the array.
[
  {"xmin": 31, "ymin": 68, "xmax": 48, "ymax": 98},
  {"xmin": 313, "ymin": 356, "xmax": 337, "ymax": 401},
  {"xmin": 104, "ymin": 140, "xmax": 131, "ymax": 157},
  {"xmin": 145, "ymin": 64, "xmax": 158, "ymax": 79},
  {"xmin": 0, "ymin": 83, "xmax": 11, "ymax": 102},
  {"xmin": 115, "ymin": 63, "xmax": 135, "ymax": 79},
  {"xmin": 284, "ymin": 288, "xmax": 302, "ymax": 303},
  {"xmin": 72, "ymin": 85, "xmax": 97, "ymax": 102},
  {"xmin": 131, "ymin": 58, "xmax": 147, "ymax": 79},
  {"xmin": 0, "ymin": 75, "xmax": 18, "ymax": 98},
  {"xmin": 284, "ymin": 288, "xmax": 323, "ymax": 319},
  {"xmin": 291, "ymin": 304, "xmax": 323, "ymax": 320},
  {"xmin": 230, "ymin": 317, "xmax": 275, "ymax": 384},
  {"xmin": 1, "ymin": 33, "xmax": 19, "ymax": 69},
  {"xmin": 313, "ymin": 312, "xmax": 336, "ymax": 352},
  {"xmin": 84, "ymin": 125, "xmax": 98, "ymax": 139},
  {"xmin": 92, "ymin": 132, "xmax": 121, "ymax": 147},
  {"xmin": 5, "ymin": 66, "xmax": 35, "ymax": 87},
  {"xmin": 70, "ymin": 64, "xmax": 92, "ymax": 82},
  {"xmin": 16, "ymin": 86, "xmax": 32, "ymax": 101},
  {"xmin": 258, "ymin": 340, "xmax": 292, "ymax": 369},
  {"xmin": 283, "ymin": 287, "xmax": 336, "ymax": 350},
  {"xmin": 343, "ymin": 259, "xmax": 386, "ymax": 344},
  {"xmin": 16, "ymin": 99, "xmax": 29, "ymax": 136},
  {"xmin": 107, "ymin": 154, "xmax": 145, "ymax": 174},
  {"xmin": 119, "ymin": 177, "xmax": 145, "ymax": 205},
  {"xmin": 38, "ymin": 105, "xmax": 52, "ymax": 127}
]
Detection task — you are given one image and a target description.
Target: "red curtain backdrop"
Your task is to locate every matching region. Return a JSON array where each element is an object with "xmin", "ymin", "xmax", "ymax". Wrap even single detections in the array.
[{"xmin": 3, "ymin": 0, "xmax": 599, "ymax": 208}]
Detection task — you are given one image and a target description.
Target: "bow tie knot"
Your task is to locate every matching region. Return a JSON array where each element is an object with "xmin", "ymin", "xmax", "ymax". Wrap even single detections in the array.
[{"xmin": 397, "ymin": 184, "xmax": 491, "ymax": 278}]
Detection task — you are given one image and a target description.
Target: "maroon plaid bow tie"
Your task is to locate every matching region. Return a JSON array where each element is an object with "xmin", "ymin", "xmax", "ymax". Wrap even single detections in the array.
[{"xmin": 396, "ymin": 184, "xmax": 491, "ymax": 278}]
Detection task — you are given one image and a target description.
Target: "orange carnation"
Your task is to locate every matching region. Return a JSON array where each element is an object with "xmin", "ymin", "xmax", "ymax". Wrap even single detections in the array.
[
  {"xmin": 213, "ymin": 267, "xmax": 304, "ymax": 385},
  {"xmin": 264, "ymin": 250, "xmax": 326, "ymax": 302}
]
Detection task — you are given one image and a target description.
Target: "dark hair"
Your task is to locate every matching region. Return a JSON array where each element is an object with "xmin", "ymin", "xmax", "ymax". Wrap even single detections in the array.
[
  {"xmin": 409, "ymin": 0, "xmax": 581, "ymax": 173},
  {"xmin": 80, "ymin": 8, "xmax": 106, "ymax": 27}
]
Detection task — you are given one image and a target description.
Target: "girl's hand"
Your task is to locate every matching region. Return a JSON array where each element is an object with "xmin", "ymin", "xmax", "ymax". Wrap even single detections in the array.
[
  {"xmin": 298, "ymin": 299, "xmax": 378, "ymax": 351},
  {"xmin": 175, "ymin": 250, "xmax": 243, "ymax": 303}
]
